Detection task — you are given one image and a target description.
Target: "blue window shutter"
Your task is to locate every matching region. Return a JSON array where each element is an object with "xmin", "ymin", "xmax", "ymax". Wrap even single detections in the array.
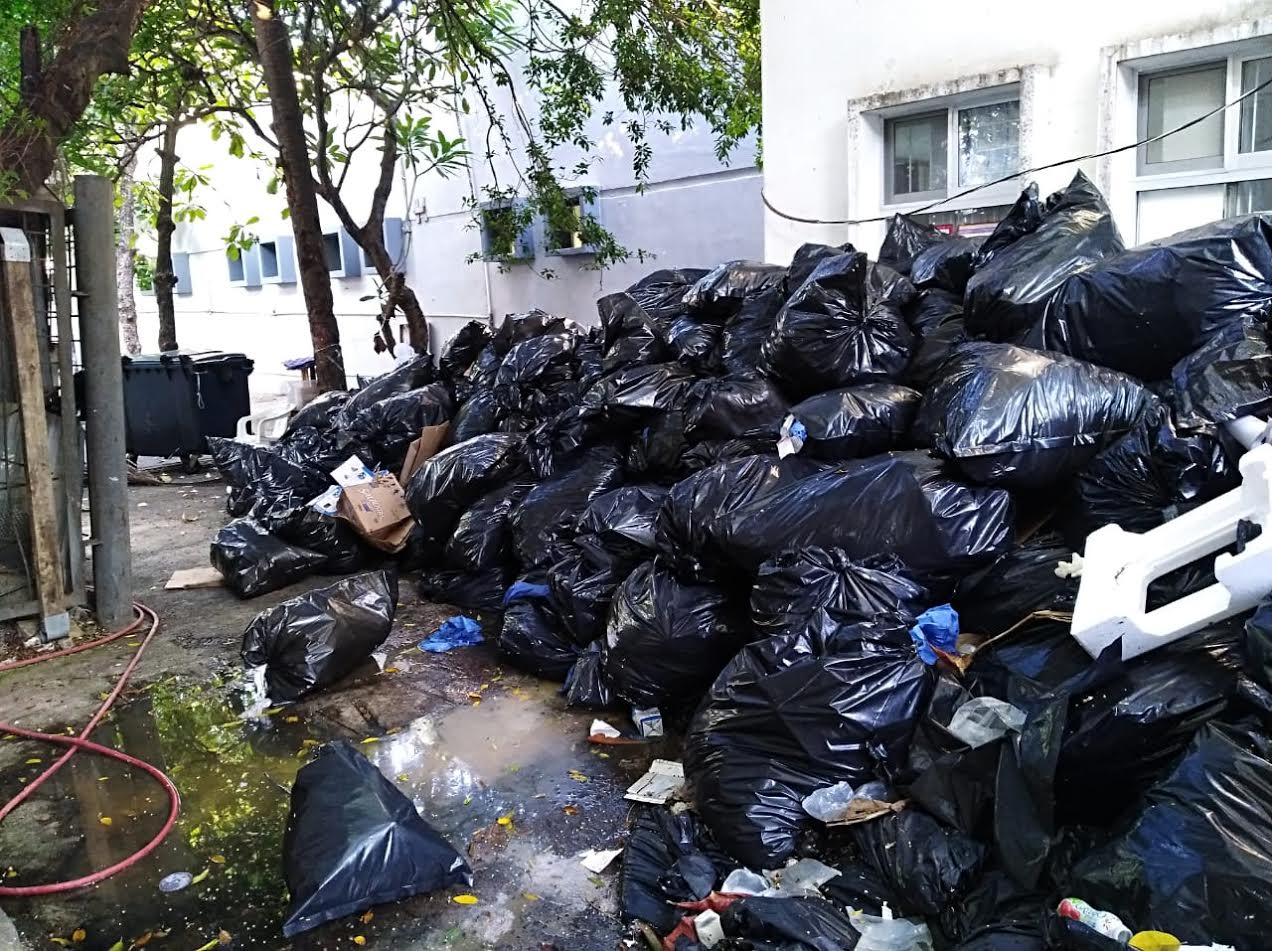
[
  {"xmin": 276, "ymin": 235, "xmax": 297, "ymax": 284},
  {"xmin": 339, "ymin": 228, "xmax": 363, "ymax": 278},
  {"xmin": 383, "ymin": 217, "xmax": 405, "ymax": 273},
  {"xmin": 172, "ymin": 252, "xmax": 193, "ymax": 295},
  {"xmin": 243, "ymin": 245, "xmax": 262, "ymax": 287}
]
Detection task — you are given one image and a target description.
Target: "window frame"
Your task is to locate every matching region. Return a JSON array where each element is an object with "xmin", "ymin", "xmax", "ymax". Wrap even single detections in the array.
[
  {"xmin": 258, "ymin": 239, "xmax": 280, "ymax": 282},
  {"xmin": 1136, "ymin": 61, "xmax": 1228, "ymax": 175},
  {"xmin": 478, "ymin": 200, "xmax": 535, "ymax": 263},
  {"xmin": 226, "ymin": 249, "xmax": 247, "ymax": 286},
  {"xmin": 545, "ymin": 189, "xmax": 600, "ymax": 257},
  {"xmin": 880, "ymin": 84, "xmax": 1022, "ymax": 210}
]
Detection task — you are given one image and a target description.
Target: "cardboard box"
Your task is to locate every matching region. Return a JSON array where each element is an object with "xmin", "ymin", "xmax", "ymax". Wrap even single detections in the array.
[
  {"xmin": 400, "ymin": 423, "xmax": 449, "ymax": 484},
  {"xmin": 338, "ymin": 472, "xmax": 413, "ymax": 552}
]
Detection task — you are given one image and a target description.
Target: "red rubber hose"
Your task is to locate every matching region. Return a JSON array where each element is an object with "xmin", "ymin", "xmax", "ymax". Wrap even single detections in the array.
[{"xmin": 0, "ymin": 602, "xmax": 183, "ymax": 897}]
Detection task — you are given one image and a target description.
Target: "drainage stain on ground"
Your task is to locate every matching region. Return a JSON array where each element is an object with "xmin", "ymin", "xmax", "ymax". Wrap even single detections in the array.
[{"xmin": 0, "ymin": 665, "xmax": 653, "ymax": 949}]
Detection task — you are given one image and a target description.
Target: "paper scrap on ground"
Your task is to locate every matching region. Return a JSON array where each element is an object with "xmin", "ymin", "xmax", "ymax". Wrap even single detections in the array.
[
  {"xmin": 331, "ymin": 455, "xmax": 375, "ymax": 488},
  {"xmin": 589, "ymin": 719, "xmax": 622, "ymax": 739},
  {"xmin": 165, "ymin": 567, "xmax": 224, "ymax": 590},
  {"xmin": 625, "ymin": 759, "xmax": 685, "ymax": 804},
  {"xmin": 309, "ymin": 485, "xmax": 342, "ymax": 516},
  {"xmin": 579, "ymin": 847, "xmax": 623, "ymax": 873}
]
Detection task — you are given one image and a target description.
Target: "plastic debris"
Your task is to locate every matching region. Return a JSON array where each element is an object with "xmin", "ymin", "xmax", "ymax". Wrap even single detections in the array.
[
  {"xmin": 418, "ymin": 615, "xmax": 483, "ymax": 653},
  {"xmin": 625, "ymin": 759, "xmax": 685, "ymax": 805},
  {"xmin": 908, "ymin": 604, "xmax": 959, "ymax": 665},
  {"xmin": 579, "ymin": 847, "xmax": 623, "ymax": 873},
  {"xmin": 945, "ymin": 697, "xmax": 1027, "ymax": 748}
]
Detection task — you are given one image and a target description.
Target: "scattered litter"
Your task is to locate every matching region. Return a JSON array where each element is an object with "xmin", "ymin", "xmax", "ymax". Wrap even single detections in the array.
[
  {"xmin": 589, "ymin": 719, "xmax": 621, "ymax": 740},
  {"xmin": 579, "ymin": 847, "xmax": 623, "ymax": 873},
  {"xmin": 1057, "ymin": 897, "xmax": 1132, "ymax": 943},
  {"xmin": 625, "ymin": 759, "xmax": 685, "ymax": 805},
  {"xmin": 765, "ymin": 857, "xmax": 840, "ymax": 898},
  {"xmin": 694, "ymin": 909, "xmax": 725, "ymax": 948},
  {"xmin": 631, "ymin": 707, "xmax": 663, "ymax": 738},
  {"xmin": 908, "ymin": 604, "xmax": 959, "ymax": 665},
  {"xmin": 945, "ymin": 697, "xmax": 1026, "ymax": 748},
  {"xmin": 331, "ymin": 455, "xmax": 376, "ymax": 488},
  {"xmin": 720, "ymin": 868, "xmax": 769, "ymax": 896},
  {"xmin": 164, "ymin": 566, "xmax": 224, "ymax": 590},
  {"xmin": 418, "ymin": 616, "xmax": 483, "ymax": 653},
  {"xmin": 158, "ymin": 872, "xmax": 193, "ymax": 893}
]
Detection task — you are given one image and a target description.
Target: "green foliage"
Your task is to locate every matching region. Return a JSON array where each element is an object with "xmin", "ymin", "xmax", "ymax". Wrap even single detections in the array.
[{"xmin": 135, "ymin": 253, "xmax": 156, "ymax": 292}]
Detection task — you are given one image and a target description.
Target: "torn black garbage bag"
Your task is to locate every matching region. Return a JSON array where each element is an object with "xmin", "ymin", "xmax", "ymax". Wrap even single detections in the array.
[
  {"xmin": 910, "ymin": 236, "xmax": 981, "ymax": 295},
  {"xmin": 439, "ymin": 319, "xmax": 493, "ymax": 379},
  {"xmin": 720, "ymin": 287, "xmax": 783, "ymax": 376},
  {"xmin": 602, "ymin": 560, "xmax": 746, "ymax": 709},
  {"xmin": 211, "ymin": 518, "xmax": 327, "ymax": 599},
  {"xmin": 404, "ymin": 433, "xmax": 524, "ymax": 556},
  {"xmin": 964, "ymin": 172, "xmax": 1124, "ymax": 346},
  {"xmin": 620, "ymin": 806, "xmax": 722, "ymax": 934},
  {"xmin": 752, "ymin": 548, "xmax": 927, "ymax": 638},
  {"xmin": 241, "ymin": 570, "xmax": 396, "ymax": 701},
  {"xmin": 879, "ymin": 213, "xmax": 948, "ymax": 276},
  {"xmin": 510, "ymin": 444, "xmax": 625, "ymax": 568},
  {"xmin": 684, "ymin": 618, "xmax": 932, "ymax": 868},
  {"xmin": 1069, "ymin": 721, "xmax": 1272, "ymax": 947},
  {"xmin": 761, "ymin": 252, "xmax": 916, "ymax": 399},
  {"xmin": 720, "ymin": 896, "xmax": 862, "ymax": 951},
  {"xmin": 336, "ymin": 355, "xmax": 436, "ymax": 426},
  {"xmin": 1036, "ymin": 213, "xmax": 1272, "ymax": 380},
  {"xmin": 498, "ymin": 597, "xmax": 579, "ymax": 681},
  {"xmin": 786, "ymin": 383, "xmax": 921, "ymax": 460},
  {"xmin": 915, "ymin": 342, "xmax": 1150, "ymax": 489},
  {"xmin": 1171, "ymin": 313, "xmax": 1272, "ymax": 427},
  {"xmin": 684, "ymin": 376, "xmax": 789, "ymax": 441},
  {"xmin": 281, "ymin": 740, "xmax": 471, "ymax": 936}
]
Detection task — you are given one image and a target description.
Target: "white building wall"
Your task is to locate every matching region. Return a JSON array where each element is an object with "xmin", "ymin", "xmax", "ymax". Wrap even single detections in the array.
[{"xmin": 761, "ymin": 0, "xmax": 1272, "ymax": 264}]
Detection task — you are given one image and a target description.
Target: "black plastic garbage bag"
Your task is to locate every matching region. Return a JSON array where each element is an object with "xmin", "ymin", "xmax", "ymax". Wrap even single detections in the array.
[
  {"xmin": 281, "ymin": 740, "xmax": 471, "ymax": 936},
  {"xmin": 584, "ymin": 362, "xmax": 696, "ymax": 425},
  {"xmin": 787, "ymin": 383, "xmax": 921, "ymax": 460},
  {"xmin": 684, "ymin": 618, "xmax": 932, "ymax": 868},
  {"xmin": 276, "ymin": 507, "xmax": 372, "ymax": 576},
  {"xmin": 628, "ymin": 267, "xmax": 706, "ymax": 321},
  {"xmin": 491, "ymin": 309, "xmax": 580, "ymax": 351},
  {"xmin": 685, "ymin": 376, "xmax": 789, "ymax": 441},
  {"xmin": 283, "ymin": 389, "xmax": 351, "ymax": 437},
  {"xmin": 602, "ymin": 560, "xmax": 745, "ymax": 708},
  {"xmin": 973, "ymin": 184, "xmax": 1044, "ymax": 270},
  {"xmin": 964, "ymin": 172, "xmax": 1124, "ymax": 345},
  {"xmin": 510, "ymin": 445, "xmax": 625, "ymax": 568},
  {"xmin": 547, "ymin": 540, "xmax": 630, "ymax": 646},
  {"xmin": 240, "ymin": 570, "xmax": 396, "ymax": 701},
  {"xmin": 720, "ymin": 896, "xmax": 862, "ymax": 951},
  {"xmin": 787, "ymin": 241, "xmax": 854, "ymax": 293},
  {"xmin": 916, "ymin": 342, "xmax": 1149, "ymax": 489},
  {"xmin": 1064, "ymin": 403, "xmax": 1237, "ymax": 546},
  {"xmin": 879, "ymin": 213, "xmax": 948, "ymax": 276},
  {"xmin": 493, "ymin": 334, "xmax": 579, "ymax": 410},
  {"xmin": 911, "ymin": 236, "xmax": 981, "ymax": 295},
  {"xmin": 684, "ymin": 260, "xmax": 787, "ymax": 315},
  {"xmin": 936, "ymin": 870, "xmax": 1047, "ymax": 949},
  {"xmin": 439, "ymin": 319, "xmax": 493, "ymax": 378},
  {"xmin": 597, "ymin": 292, "xmax": 670, "ymax": 371},
  {"xmin": 761, "ymin": 252, "xmax": 916, "ymax": 398},
  {"xmin": 679, "ymin": 438, "xmax": 770, "ymax": 473},
  {"xmin": 336, "ymin": 355, "xmax": 436, "ymax": 426},
  {"xmin": 952, "ymin": 535, "xmax": 1076, "ymax": 636},
  {"xmin": 720, "ymin": 288, "xmax": 783, "ymax": 376},
  {"xmin": 417, "ymin": 566, "xmax": 509, "ymax": 613},
  {"xmin": 211, "ymin": 518, "xmax": 327, "ymax": 599},
  {"xmin": 577, "ymin": 484, "xmax": 668, "ymax": 560},
  {"xmin": 849, "ymin": 807, "xmax": 987, "ymax": 918},
  {"xmin": 561, "ymin": 643, "xmax": 617, "ymax": 709},
  {"xmin": 906, "ymin": 288, "xmax": 966, "ymax": 388},
  {"xmin": 712, "ymin": 451, "xmax": 1015, "ymax": 583},
  {"xmin": 498, "ymin": 597, "xmax": 579, "ymax": 681},
  {"xmin": 907, "ymin": 287, "xmax": 965, "ymax": 335},
  {"xmin": 752, "ymin": 548, "xmax": 927, "ymax": 638},
  {"xmin": 274, "ymin": 425, "xmax": 355, "ymax": 477},
  {"xmin": 1069, "ymin": 721, "xmax": 1272, "ymax": 946},
  {"xmin": 655, "ymin": 453, "xmax": 823, "ymax": 581},
  {"xmin": 404, "ymin": 433, "xmax": 524, "ymax": 555},
  {"xmin": 447, "ymin": 388, "xmax": 501, "ymax": 443},
  {"xmin": 625, "ymin": 411, "xmax": 689, "ymax": 479},
  {"xmin": 342, "ymin": 383, "xmax": 452, "ymax": 471},
  {"xmin": 443, "ymin": 481, "xmax": 528, "ymax": 572},
  {"xmin": 620, "ymin": 807, "xmax": 722, "ymax": 934},
  {"xmin": 1035, "ymin": 213, "xmax": 1272, "ymax": 380},
  {"xmin": 666, "ymin": 313, "xmax": 723, "ymax": 371},
  {"xmin": 207, "ymin": 436, "xmax": 330, "ymax": 525},
  {"xmin": 1171, "ymin": 313, "xmax": 1272, "ymax": 427}
]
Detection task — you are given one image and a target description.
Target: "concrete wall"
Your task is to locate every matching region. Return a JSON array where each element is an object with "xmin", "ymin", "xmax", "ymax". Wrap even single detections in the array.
[{"xmin": 760, "ymin": 0, "xmax": 1272, "ymax": 263}]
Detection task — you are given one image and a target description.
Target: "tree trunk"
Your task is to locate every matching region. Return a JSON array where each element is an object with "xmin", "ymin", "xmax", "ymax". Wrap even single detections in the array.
[
  {"xmin": 360, "ymin": 234, "xmax": 429, "ymax": 352},
  {"xmin": 116, "ymin": 156, "xmax": 141, "ymax": 356},
  {"xmin": 252, "ymin": 0, "xmax": 345, "ymax": 392},
  {"xmin": 154, "ymin": 120, "xmax": 180, "ymax": 352},
  {"xmin": 0, "ymin": 0, "xmax": 147, "ymax": 198}
]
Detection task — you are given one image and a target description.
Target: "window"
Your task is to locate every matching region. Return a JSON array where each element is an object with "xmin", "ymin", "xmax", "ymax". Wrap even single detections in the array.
[
  {"xmin": 1240, "ymin": 57, "xmax": 1272, "ymax": 153},
  {"xmin": 322, "ymin": 233, "xmax": 342, "ymax": 272},
  {"xmin": 1139, "ymin": 64, "xmax": 1226, "ymax": 172},
  {"xmin": 546, "ymin": 192, "xmax": 598, "ymax": 256},
  {"xmin": 1225, "ymin": 177, "xmax": 1272, "ymax": 215},
  {"xmin": 884, "ymin": 91, "xmax": 1020, "ymax": 205},
  {"xmin": 911, "ymin": 204, "xmax": 1016, "ymax": 237},
  {"xmin": 226, "ymin": 251, "xmax": 245, "ymax": 284},
  {"xmin": 259, "ymin": 240, "xmax": 279, "ymax": 280},
  {"xmin": 479, "ymin": 203, "xmax": 534, "ymax": 261}
]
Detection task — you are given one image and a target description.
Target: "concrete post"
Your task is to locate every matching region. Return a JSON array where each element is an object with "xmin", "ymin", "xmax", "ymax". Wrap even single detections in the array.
[{"xmin": 73, "ymin": 175, "xmax": 132, "ymax": 628}]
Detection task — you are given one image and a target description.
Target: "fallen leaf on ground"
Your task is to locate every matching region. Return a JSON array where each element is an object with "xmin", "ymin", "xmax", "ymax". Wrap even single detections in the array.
[
  {"xmin": 352, "ymin": 938, "xmax": 366, "ymax": 946},
  {"xmin": 467, "ymin": 692, "xmax": 482, "ymax": 702},
  {"xmin": 48, "ymin": 939, "xmax": 69, "ymax": 948},
  {"xmin": 563, "ymin": 805, "xmax": 579, "ymax": 816},
  {"xmin": 190, "ymin": 867, "xmax": 210, "ymax": 885},
  {"xmin": 360, "ymin": 737, "xmax": 380, "ymax": 745},
  {"xmin": 72, "ymin": 929, "xmax": 86, "ymax": 943},
  {"xmin": 24, "ymin": 758, "xmax": 41, "ymax": 765},
  {"xmin": 209, "ymin": 854, "xmax": 225, "ymax": 864},
  {"xmin": 106, "ymin": 942, "xmax": 124, "ymax": 951},
  {"xmin": 98, "ymin": 816, "xmax": 112, "ymax": 827},
  {"xmin": 523, "ymin": 892, "xmax": 540, "ymax": 901},
  {"xmin": 192, "ymin": 940, "xmax": 219, "ymax": 951},
  {"xmin": 496, "ymin": 814, "xmax": 513, "ymax": 826},
  {"xmin": 396, "ymin": 773, "xmax": 409, "ymax": 783},
  {"xmin": 568, "ymin": 770, "xmax": 589, "ymax": 783},
  {"xmin": 360, "ymin": 910, "xmax": 374, "ymax": 924},
  {"xmin": 452, "ymin": 894, "xmax": 479, "ymax": 905}
]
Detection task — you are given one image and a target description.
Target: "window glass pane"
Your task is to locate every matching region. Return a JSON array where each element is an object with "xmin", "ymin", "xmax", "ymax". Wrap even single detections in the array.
[
  {"xmin": 888, "ymin": 112, "xmax": 947, "ymax": 198},
  {"xmin": 259, "ymin": 241, "xmax": 279, "ymax": 279},
  {"xmin": 1144, "ymin": 65, "xmax": 1225, "ymax": 166},
  {"xmin": 958, "ymin": 100, "xmax": 1020, "ymax": 187},
  {"xmin": 322, "ymin": 233, "xmax": 342, "ymax": 271},
  {"xmin": 1225, "ymin": 178, "xmax": 1272, "ymax": 216},
  {"xmin": 226, "ymin": 252, "xmax": 245, "ymax": 283},
  {"xmin": 913, "ymin": 203, "xmax": 1014, "ymax": 237},
  {"xmin": 1241, "ymin": 58, "xmax": 1272, "ymax": 153}
]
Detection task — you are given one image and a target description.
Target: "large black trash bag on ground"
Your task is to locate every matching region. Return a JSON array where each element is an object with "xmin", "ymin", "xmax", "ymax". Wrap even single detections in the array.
[
  {"xmin": 342, "ymin": 383, "xmax": 452, "ymax": 471},
  {"xmin": 283, "ymin": 389, "xmax": 351, "ymax": 437},
  {"xmin": 712, "ymin": 451, "xmax": 1015, "ymax": 583},
  {"xmin": 679, "ymin": 437, "xmax": 770, "ymax": 473},
  {"xmin": 417, "ymin": 566, "xmax": 509, "ymax": 612},
  {"xmin": 720, "ymin": 897, "xmax": 862, "ymax": 951},
  {"xmin": 1172, "ymin": 313, "xmax": 1272, "ymax": 427},
  {"xmin": 787, "ymin": 241, "xmax": 854, "ymax": 294},
  {"xmin": 491, "ymin": 308, "xmax": 580, "ymax": 351},
  {"xmin": 1064, "ymin": 402, "xmax": 1238, "ymax": 546},
  {"xmin": 601, "ymin": 560, "xmax": 746, "ymax": 708},
  {"xmin": 911, "ymin": 236, "xmax": 981, "ymax": 295},
  {"xmin": 498, "ymin": 597, "xmax": 579, "ymax": 680},
  {"xmin": 583, "ymin": 361, "xmax": 696, "ymax": 425},
  {"xmin": 276, "ymin": 508, "xmax": 372, "ymax": 576},
  {"xmin": 577, "ymin": 484, "xmax": 668, "ymax": 560},
  {"xmin": 787, "ymin": 383, "xmax": 922, "ymax": 460},
  {"xmin": 879, "ymin": 213, "xmax": 948, "ymax": 276},
  {"xmin": 597, "ymin": 292, "xmax": 670, "ymax": 371},
  {"xmin": 336, "ymin": 355, "xmax": 436, "ymax": 426},
  {"xmin": 628, "ymin": 267, "xmax": 706, "ymax": 321},
  {"xmin": 240, "ymin": 570, "xmax": 397, "ymax": 701},
  {"xmin": 443, "ymin": 481, "xmax": 529, "ymax": 572},
  {"xmin": 683, "ymin": 260, "xmax": 787, "ymax": 315},
  {"xmin": 936, "ymin": 870, "xmax": 1047, "ymax": 949},
  {"xmin": 274, "ymin": 425, "xmax": 355, "ymax": 477},
  {"xmin": 492, "ymin": 334, "xmax": 579, "ymax": 412},
  {"xmin": 1037, "ymin": 213, "xmax": 1272, "ymax": 380},
  {"xmin": 404, "ymin": 433, "xmax": 523, "ymax": 555},
  {"xmin": 721, "ymin": 288, "xmax": 784, "ymax": 378},
  {"xmin": 761, "ymin": 252, "xmax": 916, "ymax": 398},
  {"xmin": 666, "ymin": 313, "xmax": 723, "ymax": 372},
  {"xmin": 561, "ymin": 642, "xmax": 617, "ymax": 709},
  {"xmin": 625, "ymin": 411, "xmax": 688, "ymax": 480},
  {"xmin": 547, "ymin": 541, "xmax": 629, "ymax": 645},
  {"xmin": 906, "ymin": 289, "xmax": 967, "ymax": 388},
  {"xmin": 953, "ymin": 535, "xmax": 1076, "ymax": 636},
  {"xmin": 974, "ymin": 184, "xmax": 1044, "ymax": 271},
  {"xmin": 1069, "ymin": 720, "xmax": 1272, "ymax": 946},
  {"xmin": 684, "ymin": 376, "xmax": 789, "ymax": 441},
  {"xmin": 211, "ymin": 518, "xmax": 327, "ymax": 599},
  {"xmin": 281, "ymin": 740, "xmax": 471, "ymax": 936},
  {"xmin": 964, "ymin": 172, "xmax": 1124, "ymax": 345},
  {"xmin": 619, "ymin": 806, "xmax": 723, "ymax": 934},
  {"xmin": 655, "ymin": 453, "xmax": 823, "ymax": 581},
  {"xmin": 907, "ymin": 286, "xmax": 964, "ymax": 335},
  {"xmin": 849, "ymin": 807, "xmax": 987, "ymax": 918},
  {"xmin": 916, "ymin": 342, "xmax": 1150, "ymax": 489},
  {"xmin": 207, "ymin": 436, "xmax": 330, "ymax": 525},
  {"xmin": 510, "ymin": 444, "xmax": 625, "ymax": 568},
  {"xmin": 439, "ymin": 319, "xmax": 493, "ymax": 379},
  {"xmin": 684, "ymin": 618, "xmax": 932, "ymax": 868},
  {"xmin": 447, "ymin": 387, "xmax": 501, "ymax": 444},
  {"xmin": 752, "ymin": 548, "xmax": 927, "ymax": 638}
]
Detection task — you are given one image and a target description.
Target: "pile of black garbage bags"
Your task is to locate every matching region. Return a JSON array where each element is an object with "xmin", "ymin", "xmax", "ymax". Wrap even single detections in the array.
[{"xmin": 210, "ymin": 170, "xmax": 1272, "ymax": 949}]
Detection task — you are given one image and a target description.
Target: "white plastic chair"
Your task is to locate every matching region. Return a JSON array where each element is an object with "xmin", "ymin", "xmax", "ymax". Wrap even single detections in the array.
[{"xmin": 234, "ymin": 397, "xmax": 294, "ymax": 446}]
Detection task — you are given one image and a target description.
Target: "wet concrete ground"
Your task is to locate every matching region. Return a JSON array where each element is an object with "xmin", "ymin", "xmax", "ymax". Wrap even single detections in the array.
[{"xmin": 0, "ymin": 477, "xmax": 660, "ymax": 949}]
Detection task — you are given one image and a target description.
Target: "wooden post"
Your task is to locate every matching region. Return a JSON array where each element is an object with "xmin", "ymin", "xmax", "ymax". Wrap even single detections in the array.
[{"xmin": 0, "ymin": 227, "xmax": 69, "ymax": 639}]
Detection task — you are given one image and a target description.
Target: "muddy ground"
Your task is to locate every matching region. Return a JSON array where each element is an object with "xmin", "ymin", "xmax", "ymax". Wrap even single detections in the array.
[{"xmin": 0, "ymin": 475, "xmax": 663, "ymax": 950}]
